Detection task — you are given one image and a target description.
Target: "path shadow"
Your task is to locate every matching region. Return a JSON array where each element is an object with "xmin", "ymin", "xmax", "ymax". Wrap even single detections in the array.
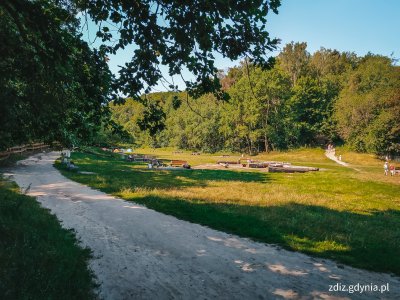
[
  {"xmin": 131, "ymin": 168, "xmax": 271, "ymax": 188},
  {"xmin": 123, "ymin": 195, "xmax": 400, "ymax": 276},
  {"xmin": 64, "ymin": 155, "xmax": 272, "ymax": 190}
]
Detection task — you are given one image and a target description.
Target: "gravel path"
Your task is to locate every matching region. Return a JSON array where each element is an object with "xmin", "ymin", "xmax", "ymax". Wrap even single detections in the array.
[
  {"xmin": 4, "ymin": 152, "xmax": 400, "ymax": 300},
  {"xmin": 325, "ymin": 151, "xmax": 350, "ymax": 167}
]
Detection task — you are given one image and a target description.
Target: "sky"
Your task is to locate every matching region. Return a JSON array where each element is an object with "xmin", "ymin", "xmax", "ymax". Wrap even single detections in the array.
[
  {"xmin": 267, "ymin": 0, "xmax": 400, "ymax": 58},
  {"xmin": 87, "ymin": 0, "xmax": 400, "ymax": 90}
]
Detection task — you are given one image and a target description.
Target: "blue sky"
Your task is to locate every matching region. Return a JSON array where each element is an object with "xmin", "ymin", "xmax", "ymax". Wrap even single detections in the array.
[
  {"xmin": 87, "ymin": 0, "xmax": 400, "ymax": 90},
  {"xmin": 267, "ymin": 0, "xmax": 400, "ymax": 58}
]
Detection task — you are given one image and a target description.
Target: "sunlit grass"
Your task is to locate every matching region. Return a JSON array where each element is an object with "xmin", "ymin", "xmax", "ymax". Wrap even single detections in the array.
[{"xmin": 57, "ymin": 147, "xmax": 400, "ymax": 275}]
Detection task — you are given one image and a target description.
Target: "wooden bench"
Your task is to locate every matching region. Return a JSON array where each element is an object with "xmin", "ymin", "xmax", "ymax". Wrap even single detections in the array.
[{"xmin": 170, "ymin": 160, "xmax": 188, "ymax": 167}]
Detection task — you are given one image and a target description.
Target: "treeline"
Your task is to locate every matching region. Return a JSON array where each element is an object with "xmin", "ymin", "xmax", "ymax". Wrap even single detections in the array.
[{"xmin": 109, "ymin": 42, "xmax": 400, "ymax": 155}]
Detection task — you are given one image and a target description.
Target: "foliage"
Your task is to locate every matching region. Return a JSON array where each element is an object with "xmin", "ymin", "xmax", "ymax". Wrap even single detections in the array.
[
  {"xmin": 1, "ymin": 0, "xmax": 282, "ymax": 149},
  {"xmin": 165, "ymin": 94, "xmax": 225, "ymax": 152},
  {"xmin": 76, "ymin": 0, "xmax": 281, "ymax": 100},
  {"xmin": 286, "ymin": 76, "xmax": 335, "ymax": 145},
  {"xmin": 0, "ymin": 177, "xmax": 96, "ymax": 299},
  {"xmin": 278, "ymin": 41, "xmax": 309, "ymax": 86},
  {"xmin": 335, "ymin": 55, "xmax": 400, "ymax": 154},
  {"xmin": 0, "ymin": 0, "xmax": 113, "ymax": 149},
  {"xmin": 112, "ymin": 43, "xmax": 400, "ymax": 153},
  {"xmin": 221, "ymin": 66, "xmax": 292, "ymax": 152}
]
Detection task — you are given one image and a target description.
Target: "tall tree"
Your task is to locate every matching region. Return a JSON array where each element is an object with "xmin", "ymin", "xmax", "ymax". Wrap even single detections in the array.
[
  {"xmin": 0, "ymin": 0, "xmax": 112, "ymax": 149},
  {"xmin": 278, "ymin": 42, "xmax": 309, "ymax": 86},
  {"xmin": 335, "ymin": 55, "xmax": 400, "ymax": 154}
]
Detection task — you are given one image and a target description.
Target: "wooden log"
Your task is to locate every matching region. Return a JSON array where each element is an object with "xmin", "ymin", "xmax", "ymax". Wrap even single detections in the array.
[
  {"xmin": 269, "ymin": 166, "xmax": 319, "ymax": 173},
  {"xmin": 217, "ymin": 161, "xmax": 239, "ymax": 165}
]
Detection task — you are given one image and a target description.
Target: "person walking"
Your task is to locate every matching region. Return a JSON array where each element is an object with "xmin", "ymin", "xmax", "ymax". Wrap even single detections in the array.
[
  {"xmin": 389, "ymin": 164, "xmax": 395, "ymax": 176},
  {"xmin": 384, "ymin": 161, "xmax": 389, "ymax": 176}
]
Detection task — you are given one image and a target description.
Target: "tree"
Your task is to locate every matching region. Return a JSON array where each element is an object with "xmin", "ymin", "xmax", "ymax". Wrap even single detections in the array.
[
  {"xmin": 310, "ymin": 48, "xmax": 356, "ymax": 78},
  {"xmin": 286, "ymin": 74, "xmax": 343, "ymax": 146},
  {"xmin": 251, "ymin": 68, "xmax": 291, "ymax": 151},
  {"xmin": 278, "ymin": 42, "xmax": 309, "ymax": 86},
  {"xmin": 165, "ymin": 93, "xmax": 224, "ymax": 152},
  {"xmin": 76, "ymin": 0, "xmax": 281, "ymax": 100},
  {"xmin": 1, "ymin": 0, "xmax": 282, "ymax": 148},
  {"xmin": 0, "ymin": 0, "xmax": 112, "ymax": 149},
  {"xmin": 226, "ymin": 66, "xmax": 291, "ymax": 152},
  {"xmin": 335, "ymin": 55, "xmax": 400, "ymax": 154}
]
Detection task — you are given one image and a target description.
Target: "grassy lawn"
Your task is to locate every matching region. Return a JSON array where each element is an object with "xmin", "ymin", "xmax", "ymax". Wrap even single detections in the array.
[
  {"xmin": 56, "ymin": 147, "xmax": 400, "ymax": 275},
  {"xmin": 0, "ymin": 177, "xmax": 96, "ymax": 300}
]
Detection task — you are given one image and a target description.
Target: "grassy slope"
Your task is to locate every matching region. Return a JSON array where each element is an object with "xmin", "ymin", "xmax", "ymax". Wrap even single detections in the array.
[
  {"xmin": 57, "ymin": 147, "xmax": 400, "ymax": 275},
  {"xmin": 0, "ymin": 177, "xmax": 96, "ymax": 300}
]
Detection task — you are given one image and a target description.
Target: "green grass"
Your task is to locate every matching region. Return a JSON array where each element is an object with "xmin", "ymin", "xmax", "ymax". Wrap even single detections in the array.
[
  {"xmin": 0, "ymin": 177, "xmax": 96, "ymax": 300},
  {"xmin": 56, "ymin": 147, "xmax": 400, "ymax": 275}
]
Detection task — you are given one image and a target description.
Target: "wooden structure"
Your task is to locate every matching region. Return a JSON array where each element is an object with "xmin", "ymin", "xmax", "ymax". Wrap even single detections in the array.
[
  {"xmin": 0, "ymin": 143, "xmax": 52, "ymax": 161},
  {"xmin": 170, "ymin": 160, "xmax": 188, "ymax": 167},
  {"xmin": 269, "ymin": 166, "xmax": 319, "ymax": 173}
]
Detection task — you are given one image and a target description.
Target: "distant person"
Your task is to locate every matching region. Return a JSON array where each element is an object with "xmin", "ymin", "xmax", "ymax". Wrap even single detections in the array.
[
  {"xmin": 339, "ymin": 155, "xmax": 342, "ymax": 161},
  {"xmin": 384, "ymin": 161, "xmax": 389, "ymax": 176},
  {"xmin": 390, "ymin": 164, "xmax": 395, "ymax": 176},
  {"xmin": 62, "ymin": 149, "xmax": 71, "ymax": 158}
]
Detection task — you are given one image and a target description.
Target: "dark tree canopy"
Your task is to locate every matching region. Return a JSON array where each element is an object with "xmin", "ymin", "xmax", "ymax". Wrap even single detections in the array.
[
  {"xmin": 76, "ymin": 0, "xmax": 281, "ymax": 100},
  {"xmin": 0, "ymin": 0, "xmax": 112, "ymax": 149}
]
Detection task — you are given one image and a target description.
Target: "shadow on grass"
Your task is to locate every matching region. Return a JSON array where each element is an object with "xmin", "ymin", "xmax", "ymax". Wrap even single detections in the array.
[
  {"xmin": 123, "ymin": 195, "xmax": 400, "ymax": 276},
  {"xmin": 129, "ymin": 168, "xmax": 272, "ymax": 189},
  {"xmin": 59, "ymin": 157, "xmax": 272, "ymax": 191},
  {"xmin": 0, "ymin": 178, "xmax": 96, "ymax": 299},
  {"xmin": 58, "ymin": 151, "xmax": 400, "ymax": 274}
]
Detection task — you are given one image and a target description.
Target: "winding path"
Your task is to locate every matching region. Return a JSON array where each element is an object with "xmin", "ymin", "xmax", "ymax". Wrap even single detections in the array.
[
  {"xmin": 4, "ymin": 152, "xmax": 399, "ymax": 299},
  {"xmin": 325, "ymin": 150, "xmax": 350, "ymax": 167}
]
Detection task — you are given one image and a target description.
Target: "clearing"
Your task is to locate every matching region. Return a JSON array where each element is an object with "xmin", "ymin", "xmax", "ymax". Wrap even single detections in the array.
[{"xmin": 6, "ymin": 150, "xmax": 400, "ymax": 299}]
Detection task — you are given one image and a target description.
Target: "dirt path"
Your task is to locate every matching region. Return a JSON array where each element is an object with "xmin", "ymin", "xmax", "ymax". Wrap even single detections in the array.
[
  {"xmin": 325, "ymin": 151, "xmax": 350, "ymax": 167},
  {"xmin": 4, "ymin": 152, "xmax": 400, "ymax": 299}
]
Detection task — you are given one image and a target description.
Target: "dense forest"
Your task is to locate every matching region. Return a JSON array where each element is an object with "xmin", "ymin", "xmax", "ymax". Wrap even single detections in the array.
[{"xmin": 108, "ymin": 42, "xmax": 400, "ymax": 155}]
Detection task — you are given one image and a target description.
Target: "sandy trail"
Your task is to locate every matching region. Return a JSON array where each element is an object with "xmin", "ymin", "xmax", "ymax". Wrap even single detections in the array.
[
  {"xmin": 325, "ymin": 151, "xmax": 350, "ymax": 167},
  {"xmin": 4, "ymin": 152, "xmax": 399, "ymax": 300},
  {"xmin": 325, "ymin": 151, "xmax": 362, "ymax": 172}
]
